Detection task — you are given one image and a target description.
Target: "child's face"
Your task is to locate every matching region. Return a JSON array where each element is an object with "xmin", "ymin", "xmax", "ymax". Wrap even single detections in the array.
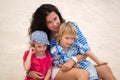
[
  {"xmin": 59, "ymin": 33, "xmax": 75, "ymax": 49},
  {"xmin": 34, "ymin": 43, "xmax": 48, "ymax": 55}
]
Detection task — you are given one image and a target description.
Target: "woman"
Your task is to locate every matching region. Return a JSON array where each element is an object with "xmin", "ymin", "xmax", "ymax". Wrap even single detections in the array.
[{"xmin": 28, "ymin": 4, "xmax": 116, "ymax": 80}]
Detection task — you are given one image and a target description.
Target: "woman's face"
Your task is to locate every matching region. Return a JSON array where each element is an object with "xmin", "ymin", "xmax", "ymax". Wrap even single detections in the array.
[{"xmin": 46, "ymin": 11, "xmax": 61, "ymax": 33}]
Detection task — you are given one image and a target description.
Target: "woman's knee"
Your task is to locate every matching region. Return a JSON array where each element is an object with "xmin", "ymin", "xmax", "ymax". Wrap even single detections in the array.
[
  {"xmin": 95, "ymin": 64, "xmax": 116, "ymax": 80},
  {"xmin": 96, "ymin": 64, "xmax": 110, "ymax": 75}
]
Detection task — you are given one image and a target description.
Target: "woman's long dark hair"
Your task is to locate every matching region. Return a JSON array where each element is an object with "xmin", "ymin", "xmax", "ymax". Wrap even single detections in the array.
[{"xmin": 28, "ymin": 4, "xmax": 65, "ymax": 40}]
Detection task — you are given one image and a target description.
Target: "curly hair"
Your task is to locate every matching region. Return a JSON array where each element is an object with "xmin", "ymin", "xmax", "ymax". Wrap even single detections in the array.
[{"xmin": 28, "ymin": 4, "xmax": 65, "ymax": 40}]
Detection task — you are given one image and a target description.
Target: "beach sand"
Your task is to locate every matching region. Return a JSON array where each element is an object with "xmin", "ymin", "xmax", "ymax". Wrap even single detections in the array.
[{"xmin": 0, "ymin": 0, "xmax": 120, "ymax": 79}]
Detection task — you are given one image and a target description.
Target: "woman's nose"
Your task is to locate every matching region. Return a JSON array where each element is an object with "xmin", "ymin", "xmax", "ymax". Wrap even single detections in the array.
[{"xmin": 53, "ymin": 21, "xmax": 57, "ymax": 26}]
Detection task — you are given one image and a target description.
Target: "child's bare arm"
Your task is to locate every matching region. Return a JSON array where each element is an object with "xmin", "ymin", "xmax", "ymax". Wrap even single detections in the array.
[
  {"xmin": 23, "ymin": 47, "xmax": 35, "ymax": 71},
  {"xmin": 85, "ymin": 50, "xmax": 108, "ymax": 65},
  {"xmin": 44, "ymin": 68, "xmax": 52, "ymax": 80}
]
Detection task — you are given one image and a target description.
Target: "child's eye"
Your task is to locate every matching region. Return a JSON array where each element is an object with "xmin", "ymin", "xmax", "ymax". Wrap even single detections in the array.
[
  {"xmin": 38, "ymin": 46, "xmax": 41, "ymax": 48},
  {"xmin": 65, "ymin": 37, "xmax": 69, "ymax": 39},
  {"xmin": 44, "ymin": 44, "xmax": 48, "ymax": 47},
  {"xmin": 72, "ymin": 38, "xmax": 75, "ymax": 40}
]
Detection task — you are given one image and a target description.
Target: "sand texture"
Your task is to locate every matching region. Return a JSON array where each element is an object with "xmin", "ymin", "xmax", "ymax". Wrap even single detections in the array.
[{"xmin": 0, "ymin": 0, "xmax": 120, "ymax": 79}]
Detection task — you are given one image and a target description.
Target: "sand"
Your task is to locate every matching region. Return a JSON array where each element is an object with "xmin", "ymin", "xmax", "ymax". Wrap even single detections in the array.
[{"xmin": 0, "ymin": 0, "xmax": 120, "ymax": 80}]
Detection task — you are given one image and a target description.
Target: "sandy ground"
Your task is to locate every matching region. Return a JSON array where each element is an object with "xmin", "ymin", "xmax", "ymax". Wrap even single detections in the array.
[{"xmin": 0, "ymin": 0, "xmax": 120, "ymax": 80}]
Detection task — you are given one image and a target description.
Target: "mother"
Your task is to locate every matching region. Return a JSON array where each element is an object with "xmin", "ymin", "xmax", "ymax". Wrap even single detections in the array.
[{"xmin": 28, "ymin": 4, "xmax": 116, "ymax": 80}]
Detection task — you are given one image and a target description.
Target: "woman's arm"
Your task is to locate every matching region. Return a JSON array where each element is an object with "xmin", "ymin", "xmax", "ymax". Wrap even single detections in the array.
[
  {"xmin": 85, "ymin": 50, "xmax": 107, "ymax": 66},
  {"xmin": 27, "ymin": 71, "xmax": 44, "ymax": 80}
]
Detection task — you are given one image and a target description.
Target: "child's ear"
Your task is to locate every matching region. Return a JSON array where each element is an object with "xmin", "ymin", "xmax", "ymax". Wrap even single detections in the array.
[
  {"xmin": 76, "ymin": 36, "xmax": 78, "ymax": 39},
  {"xmin": 58, "ymin": 36, "xmax": 62, "ymax": 40}
]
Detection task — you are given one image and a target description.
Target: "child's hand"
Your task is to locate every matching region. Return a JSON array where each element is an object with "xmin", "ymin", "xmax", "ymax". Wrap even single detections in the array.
[
  {"xmin": 57, "ymin": 64, "xmax": 63, "ymax": 68},
  {"xmin": 73, "ymin": 63, "xmax": 79, "ymax": 68},
  {"xmin": 95, "ymin": 61, "xmax": 108, "ymax": 67},
  {"xmin": 29, "ymin": 47, "xmax": 36, "ymax": 54}
]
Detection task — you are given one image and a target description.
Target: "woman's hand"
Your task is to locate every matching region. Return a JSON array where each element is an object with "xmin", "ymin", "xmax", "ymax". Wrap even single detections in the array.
[
  {"xmin": 27, "ymin": 71, "xmax": 44, "ymax": 80},
  {"xmin": 61, "ymin": 59, "xmax": 75, "ymax": 72}
]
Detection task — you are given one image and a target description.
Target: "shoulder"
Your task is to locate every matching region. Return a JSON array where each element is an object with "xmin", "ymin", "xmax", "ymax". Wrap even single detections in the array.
[
  {"xmin": 67, "ymin": 21, "xmax": 80, "ymax": 28},
  {"xmin": 23, "ymin": 50, "xmax": 30, "ymax": 61},
  {"xmin": 24, "ymin": 50, "xmax": 29, "ymax": 56},
  {"xmin": 67, "ymin": 21, "xmax": 81, "ymax": 32}
]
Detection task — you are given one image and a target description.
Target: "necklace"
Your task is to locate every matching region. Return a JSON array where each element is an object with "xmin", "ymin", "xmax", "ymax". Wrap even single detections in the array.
[{"xmin": 35, "ymin": 53, "xmax": 46, "ymax": 58}]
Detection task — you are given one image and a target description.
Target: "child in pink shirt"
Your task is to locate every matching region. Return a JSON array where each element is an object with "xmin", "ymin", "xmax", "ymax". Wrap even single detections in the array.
[{"xmin": 23, "ymin": 31, "xmax": 53, "ymax": 80}]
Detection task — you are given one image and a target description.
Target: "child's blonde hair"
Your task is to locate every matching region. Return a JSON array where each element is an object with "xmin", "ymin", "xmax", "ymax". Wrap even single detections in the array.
[{"xmin": 55, "ymin": 22, "xmax": 77, "ymax": 42}]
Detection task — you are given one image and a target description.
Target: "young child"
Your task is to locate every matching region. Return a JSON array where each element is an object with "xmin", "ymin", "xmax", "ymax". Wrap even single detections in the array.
[
  {"xmin": 23, "ymin": 31, "xmax": 53, "ymax": 80},
  {"xmin": 51, "ymin": 22, "xmax": 107, "ymax": 80}
]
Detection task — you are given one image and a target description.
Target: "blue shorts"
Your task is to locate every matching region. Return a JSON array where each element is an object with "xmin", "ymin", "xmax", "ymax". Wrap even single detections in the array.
[{"xmin": 82, "ymin": 63, "xmax": 100, "ymax": 80}]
